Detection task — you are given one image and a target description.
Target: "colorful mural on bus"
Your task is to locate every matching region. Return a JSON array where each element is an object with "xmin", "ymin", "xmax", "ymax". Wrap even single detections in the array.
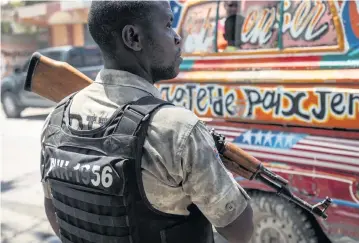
[{"xmin": 166, "ymin": 1, "xmax": 358, "ymax": 243}]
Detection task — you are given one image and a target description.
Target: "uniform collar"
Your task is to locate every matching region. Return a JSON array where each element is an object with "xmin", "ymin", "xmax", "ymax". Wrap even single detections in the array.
[{"xmin": 94, "ymin": 69, "xmax": 162, "ymax": 99}]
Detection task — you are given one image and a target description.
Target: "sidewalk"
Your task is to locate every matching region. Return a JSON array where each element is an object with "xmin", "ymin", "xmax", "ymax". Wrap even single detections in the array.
[
  {"xmin": 1, "ymin": 171, "xmax": 57, "ymax": 243},
  {"xmin": 1, "ymin": 109, "xmax": 57, "ymax": 243}
]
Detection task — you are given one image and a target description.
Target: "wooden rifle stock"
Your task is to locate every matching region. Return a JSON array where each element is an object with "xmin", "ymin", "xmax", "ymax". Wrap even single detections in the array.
[
  {"xmin": 218, "ymin": 143, "xmax": 262, "ymax": 180},
  {"xmin": 223, "ymin": 143, "xmax": 261, "ymax": 175},
  {"xmin": 24, "ymin": 52, "xmax": 93, "ymax": 103}
]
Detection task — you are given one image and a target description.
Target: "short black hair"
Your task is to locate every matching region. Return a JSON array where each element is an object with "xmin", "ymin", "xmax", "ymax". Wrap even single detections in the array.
[{"xmin": 88, "ymin": 1, "xmax": 154, "ymax": 51}]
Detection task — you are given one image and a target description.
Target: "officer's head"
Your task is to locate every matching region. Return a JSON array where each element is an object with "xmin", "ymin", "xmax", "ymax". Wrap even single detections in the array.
[{"xmin": 88, "ymin": 1, "xmax": 182, "ymax": 83}]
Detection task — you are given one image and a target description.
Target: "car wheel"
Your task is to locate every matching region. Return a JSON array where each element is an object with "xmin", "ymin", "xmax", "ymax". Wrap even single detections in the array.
[
  {"xmin": 1, "ymin": 92, "xmax": 22, "ymax": 118},
  {"xmin": 249, "ymin": 191, "xmax": 319, "ymax": 243}
]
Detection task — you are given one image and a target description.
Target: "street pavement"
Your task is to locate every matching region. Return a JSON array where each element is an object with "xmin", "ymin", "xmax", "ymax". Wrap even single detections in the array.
[
  {"xmin": 1, "ymin": 107, "xmax": 58, "ymax": 243},
  {"xmin": 0, "ymin": 107, "xmax": 227, "ymax": 243}
]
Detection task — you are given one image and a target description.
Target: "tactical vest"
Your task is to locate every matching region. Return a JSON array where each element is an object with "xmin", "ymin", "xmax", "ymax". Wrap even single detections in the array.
[{"xmin": 41, "ymin": 94, "xmax": 214, "ymax": 243}]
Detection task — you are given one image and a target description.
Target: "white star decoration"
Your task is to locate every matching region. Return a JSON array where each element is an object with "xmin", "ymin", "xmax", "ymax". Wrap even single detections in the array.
[
  {"xmin": 274, "ymin": 132, "xmax": 284, "ymax": 147},
  {"xmin": 241, "ymin": 131, "xmax": 299, "ymax": 148},
  {"xmin": 263, "ymin": 131, "xmax": 274, "ymax": 146},
  {"xmin": 242, "ymin": 130, "xmax": 253, "ymax": 145},
  {"xmin": 254, "ymin": 131, "xmax": 263, "ymax": 145}
]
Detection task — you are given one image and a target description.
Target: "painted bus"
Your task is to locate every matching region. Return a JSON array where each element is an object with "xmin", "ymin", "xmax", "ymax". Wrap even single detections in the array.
[{"xmin": 161, "ymin": 1, "xmax": 359, "ymax": 243}]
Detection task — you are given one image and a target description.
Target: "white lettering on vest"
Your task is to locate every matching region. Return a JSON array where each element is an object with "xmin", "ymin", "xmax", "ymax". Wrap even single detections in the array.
[{"xmin": 49, "ymin": 158, "xmax": 114, "ymax": 188}]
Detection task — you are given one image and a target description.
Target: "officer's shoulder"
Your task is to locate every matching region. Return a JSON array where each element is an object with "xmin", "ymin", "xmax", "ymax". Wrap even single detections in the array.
[
  {"xmin": 42, "ymin": 92, "xmax": 76, "ymax": 129},
  {"xmin": 151, "ymin": 104, "xmax": 199, "ymax": 128}
]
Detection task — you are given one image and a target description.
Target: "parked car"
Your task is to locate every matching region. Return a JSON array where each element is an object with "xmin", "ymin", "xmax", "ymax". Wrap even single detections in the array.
[
  {"xmin": 162, "ymin": 1, "xmax": 359, "ymax": 243},
  {"xmin": 1, "ymin": 45, "xmax": 103, "ymax": 118}
]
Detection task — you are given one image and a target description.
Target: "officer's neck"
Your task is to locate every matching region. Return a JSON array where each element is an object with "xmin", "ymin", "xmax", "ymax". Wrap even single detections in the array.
[{"xmin": 103, "ymin": 54, "xmax": 154, "ymax": 84}]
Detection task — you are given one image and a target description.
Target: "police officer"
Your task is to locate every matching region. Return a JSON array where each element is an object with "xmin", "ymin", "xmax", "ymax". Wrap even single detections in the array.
[{"xmin": 40, "ymin": 1, "xmax": 254, "ymax": 243}]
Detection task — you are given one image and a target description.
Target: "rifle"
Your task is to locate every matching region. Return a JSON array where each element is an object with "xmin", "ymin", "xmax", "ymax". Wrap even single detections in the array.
[
  {"xmin": 210, "ymin": 130, "xmax": 331, "ymax": 219},
  {"xmin": 25, "ymin": 52, "xmax": 332, "ymax": 219},
  {"xmin": 24, "ymin": 52, "xmax": 93, "ymax": 103}
]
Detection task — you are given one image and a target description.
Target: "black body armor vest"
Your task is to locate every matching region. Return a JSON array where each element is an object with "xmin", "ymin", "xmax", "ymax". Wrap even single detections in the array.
[{"xmin": 41, "ymin": 94, "xmax": 214, "ymax": 243}]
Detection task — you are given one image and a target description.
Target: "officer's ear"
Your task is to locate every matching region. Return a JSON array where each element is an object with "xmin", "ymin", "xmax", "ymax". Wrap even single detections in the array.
[{"xmin": 122, "ymin": 24, "xmax": 142, "ymax": 52}]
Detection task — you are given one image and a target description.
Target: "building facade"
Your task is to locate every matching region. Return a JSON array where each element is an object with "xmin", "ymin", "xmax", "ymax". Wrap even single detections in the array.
[{"xmin": 15, "ymin": 1, "xmax": 95, "ymax": 47}]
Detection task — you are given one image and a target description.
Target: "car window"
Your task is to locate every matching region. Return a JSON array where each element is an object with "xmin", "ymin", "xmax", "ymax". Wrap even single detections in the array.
[
  {"xmin": 42, "ymin": 51, "xmax": 63, "ymax": 61},
  {"xmin": 83, "ymin": 47, "xmax": 103, "ymax": 67},
  {"xmin": 22, "ymin": 58, "xmax": 31, "ymax": 73},
  {"xmin": 67, "ymin": 49, "xmax": 84, "ymax": 68}
]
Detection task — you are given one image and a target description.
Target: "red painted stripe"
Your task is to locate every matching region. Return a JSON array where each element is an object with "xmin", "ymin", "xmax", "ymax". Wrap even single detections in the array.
[
  {"xmin": 293, "ymin": 144, "xmax": 359, "ymax": 159},
  {"xmin": 191, "ymin": 56, "xmax": 324, "ymax": 71},
  {"xmin": 232, "ymin": 142, "xmax": 359, "ymax": 165},
  {"xmin": 277, "ymin": 166, "xmax": 356, "ymax": 179},
  {"xmin": 295, "ymin": 141, "xmax": 359, "ymax": 153},
  {"xmin": 194, "ymin": 56, "xmax": 321, "ymax": 65},
  {"xmin": 206, "ymin": 121, "xmax": 359, "ymax": 140},
  {"xmin": 243, "ymin": 148, "xmax": 357, "ymax": 168},
  {"xmin": 223, "ymin": 136, "xmax": 236, "ymax": 141},
  {"xmin": 190, "ymin": 63, "xmax": 322, "ymax": 71},
  {"xmin": 305, "ymin": 136, "xmax": 359, "ymax": 147},
  {"xmin": 290, "ymin": 147, "xmax": 359, "ymax": 164}
]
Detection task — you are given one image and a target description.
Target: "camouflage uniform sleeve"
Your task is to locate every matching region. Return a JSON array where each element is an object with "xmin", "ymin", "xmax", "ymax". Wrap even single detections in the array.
[
  {"xmin": 40, "ymin": 112, "xmax": 52, "ymax": 199},
  {"xmin": 179, "ymin": 120, "xmax": 251, "ymax": 228}
]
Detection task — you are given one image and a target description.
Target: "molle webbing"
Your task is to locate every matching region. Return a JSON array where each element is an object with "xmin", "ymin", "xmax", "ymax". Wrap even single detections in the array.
[
  {"xmin": 51, "ymin": 182, "xmax": 125, "ymax": 207},
  {"xmin": 52, "ymin": 197, "xmax": 128, "ymax": 227},
  {"xmin": 56, "ymin": 217, "xmax": 131, "ymax": 243},
  {"xmin": 50, "ymin": 180, "xmax": 131, "ymax": 243}
]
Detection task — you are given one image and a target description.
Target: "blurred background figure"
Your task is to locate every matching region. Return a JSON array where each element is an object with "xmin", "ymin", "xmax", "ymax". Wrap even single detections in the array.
[
  {"xmin": 224, "ymin": 1, "xmax": 245, "ymax": 49},
  {"xmin": 217, "ymin": 1, "xmax": 245, "ymax": 51}
]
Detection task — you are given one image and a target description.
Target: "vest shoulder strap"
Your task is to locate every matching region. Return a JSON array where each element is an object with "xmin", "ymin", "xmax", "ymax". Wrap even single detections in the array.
[
  {"xmin": 113, "ymin": 95, "xmax": 173, "ymax": 136},
  {"xmin": 47, "ymin": 94, "xmax": 173, "ymax": 137},
  {"xmin": 48, "ymin": 92, "xmax": 77, "ymax": 127}
]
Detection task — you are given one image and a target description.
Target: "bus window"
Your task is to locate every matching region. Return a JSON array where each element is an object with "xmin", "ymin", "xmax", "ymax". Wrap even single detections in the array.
[
  {"xmin": 217, "ymin": 0, "xmax": 339, "ymax": 53},
  {"xmin": 218, "ymin": 0, "xmax": 280, "ymax": 52},
  {"xmin": 280, "ymin": 0, "xmax": 338, "ymax": 49},
  {"xmin": 179, "ymin": 1, "xmax": 218, "ymax": 54}
]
